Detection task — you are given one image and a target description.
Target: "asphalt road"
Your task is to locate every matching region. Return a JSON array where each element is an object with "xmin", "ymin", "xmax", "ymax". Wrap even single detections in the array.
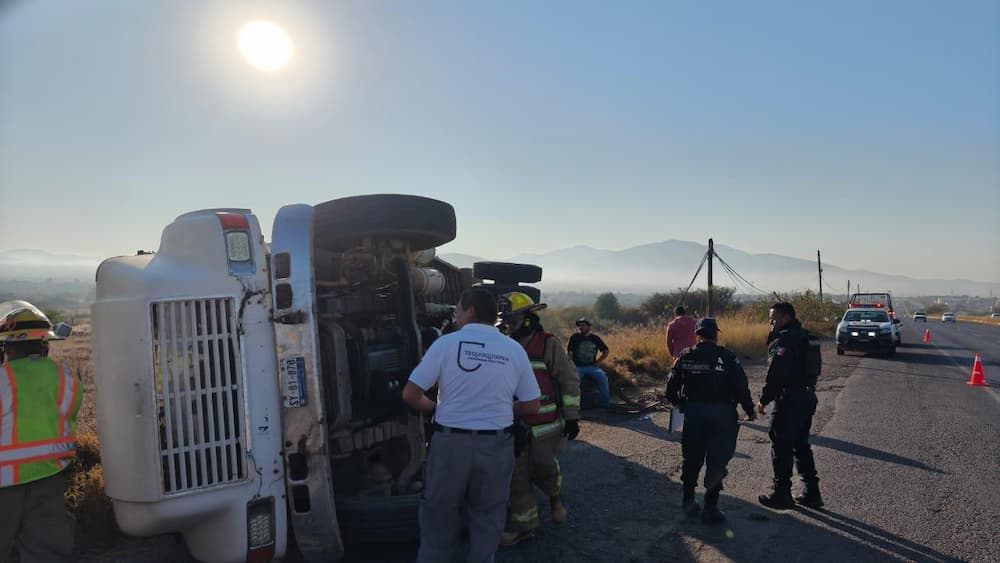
[
  {"xmin": 422, "ymin": 319, "xmax": 991, "ymax": 563},
  {"xmin": 497, "ymin": 320, "xmax": 1000, "ymax": 563},
  {"xmin": 85, "ymin": 320, "xmax": 1000, "ymax": 563}
]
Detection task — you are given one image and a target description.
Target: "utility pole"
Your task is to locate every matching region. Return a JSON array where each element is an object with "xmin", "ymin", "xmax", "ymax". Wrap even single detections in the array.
[
  {"xmin": 847, "ymin": 279, "xmax": 851, "ymax": 302},
  {"xmin": 707, "ymin": 238, "xmax": 714, "ymax": 317},
  {"xmin": 817, "ymin": 250, "xmax": 823, "ymax": 303}
]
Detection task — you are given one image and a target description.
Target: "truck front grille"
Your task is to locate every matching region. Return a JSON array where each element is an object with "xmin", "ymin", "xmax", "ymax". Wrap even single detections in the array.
[{"xmin": 151, "ymin": 298, "xmax": 247, "ymax": 494}]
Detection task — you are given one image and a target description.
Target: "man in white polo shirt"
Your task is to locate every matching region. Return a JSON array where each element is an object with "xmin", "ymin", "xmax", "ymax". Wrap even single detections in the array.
[{"xmin": 403, "ymin": 287, "xmax": 541, "ymax": 563}]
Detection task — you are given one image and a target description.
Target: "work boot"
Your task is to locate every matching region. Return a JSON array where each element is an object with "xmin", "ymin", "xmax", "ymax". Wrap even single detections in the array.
[
  {"xmin": 499, "ymin": 529, "xmax": 536, "ymax": 547},
  {"xmin": 701, "ymin": 488, "xmax": 725, "ymax": 524},
  {"xmin": 681, "ymin": 485, "xmax": 701, "ymax": 517},
  {"xmin": 795, "ymin": 485, "xmax": 825, "ymax": 508},
  {"xmin": 758, "ymin": 488, "xmax": 795, "ymax": 510},
  {"xmin": 550, "ymin": 496, "xmax": 568, "ymax": 524}
]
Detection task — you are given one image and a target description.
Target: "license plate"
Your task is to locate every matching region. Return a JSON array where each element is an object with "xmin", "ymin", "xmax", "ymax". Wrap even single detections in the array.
[{"xmin": 281, "ymin": 357, "xmax": 308, "ymax": 408}]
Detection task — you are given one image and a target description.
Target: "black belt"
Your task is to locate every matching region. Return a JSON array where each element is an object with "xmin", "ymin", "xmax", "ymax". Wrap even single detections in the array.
[{"xmin": 433, "ymin": 423, "xmax": 513, "ymax": 436}]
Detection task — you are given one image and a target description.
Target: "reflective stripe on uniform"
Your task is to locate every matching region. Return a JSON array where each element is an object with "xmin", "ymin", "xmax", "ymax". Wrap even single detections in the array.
[
  {"xmin": 0, "ymin": 438, "xmax": 77, "ymax": 464},
  {"xmin": 554, "ymin": 458, "xmax": 562, "ymax": 495},
  {"xmin": 0, "ymin": 364, "xmax": 12, "ymax": 488},
  {"xmin": 531, "ymin": 420, "xmax": 562, "ymax": 439},
  {"xmin": 511, "ymin": 506, "xmax": 539, "ymax": 523},
  {"xmin": 57, "ymin": 363, "xmax": 79, "ymax": 439},
  {"xmin": 562, "ymin": 394, "xmax": 581, "ymax": 408},
  {"xmin": 537, "ymin": 403, "xmax": 558, "ymax": 414},
  {"xmin": 530, "ymin": 361, "xmax": 547, "ymax": 370},
  {"xmin": 1, "ymin": 365, "xmax": 15, "ymax": 449}
]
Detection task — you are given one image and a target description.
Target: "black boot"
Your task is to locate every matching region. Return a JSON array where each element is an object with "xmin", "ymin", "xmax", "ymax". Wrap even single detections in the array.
[
  {"xmin": 681, "ymin": 484, "xmax": 701, "ymax": 517},
  {"xmin": 758, "ymin": 484, "xmax": 794, "ymax": 510},
  {"xmin": 795, "ymin": 482, "xmax": 824, "ymax": 508},
  {"xmin": 701, "ymin": 488, "xmax": 725, "ymax": 524}
]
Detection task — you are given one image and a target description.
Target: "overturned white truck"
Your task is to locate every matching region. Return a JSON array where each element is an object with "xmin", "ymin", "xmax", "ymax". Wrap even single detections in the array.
[{"xmin": 91, "ymin": 195, "xmax": 541, "ymax": 562}]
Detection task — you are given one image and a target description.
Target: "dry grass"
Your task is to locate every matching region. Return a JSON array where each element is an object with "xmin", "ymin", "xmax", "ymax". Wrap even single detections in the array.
[
  {"xmin": 958, "ymin": 315, "xmax": 1000, "ymax": 326},
  {"xmin": 46, "ymin": 318, "xmax": 121, "ymax": 550},
  {"xmin": 559, "ymin": 313, "xmax": 771, "ymax": 389}
]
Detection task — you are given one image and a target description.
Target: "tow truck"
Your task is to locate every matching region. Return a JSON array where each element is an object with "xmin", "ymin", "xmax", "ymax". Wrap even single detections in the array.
[{"xmin": 90, "ymin": 195, "xmax": 539, "ymax": 562}]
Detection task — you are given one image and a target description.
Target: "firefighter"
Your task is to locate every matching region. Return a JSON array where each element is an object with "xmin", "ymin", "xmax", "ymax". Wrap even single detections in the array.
[
  {"xmin": 0, "ymin": 301, "xmax": 80, "ymax": 563},
  {"xmin": 498, "ymin": 292, "xmax": 582, "ymax": 546}
]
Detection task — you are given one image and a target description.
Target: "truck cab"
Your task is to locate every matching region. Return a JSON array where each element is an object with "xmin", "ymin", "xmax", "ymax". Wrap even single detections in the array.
[{"xmin": 91, "ymin": 195, "xmax": 471, "ymax": 562}]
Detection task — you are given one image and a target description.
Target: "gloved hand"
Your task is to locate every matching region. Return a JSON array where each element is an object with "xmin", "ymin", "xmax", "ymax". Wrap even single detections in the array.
[
  {"xmin": 513, "ymin": 424, "xmax": 529, "ymax": 457},
  {"xmin": 564, "ymin": 419, "xmax": 580, "ymax": 440}
]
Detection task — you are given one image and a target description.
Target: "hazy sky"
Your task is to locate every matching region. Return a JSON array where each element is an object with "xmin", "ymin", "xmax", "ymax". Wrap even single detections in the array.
[{"xmin": 1, "ymin": 0, "xmax": 998, "ymax": 281}]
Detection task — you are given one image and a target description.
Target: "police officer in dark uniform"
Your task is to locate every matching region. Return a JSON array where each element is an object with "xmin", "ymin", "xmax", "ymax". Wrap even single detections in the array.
[
  {"xmin": 757, "ymin": 302, "xmax": 824, "ymax": 509},
  {"xmin": 666, "ymin": 318, "xmax": 756, "ymax": 524}
]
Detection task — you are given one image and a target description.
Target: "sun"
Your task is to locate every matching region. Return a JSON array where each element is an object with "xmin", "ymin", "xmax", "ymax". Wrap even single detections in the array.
[{"xmin": 238, "ymin": 20, "xmax": 294, "ymax": 72}]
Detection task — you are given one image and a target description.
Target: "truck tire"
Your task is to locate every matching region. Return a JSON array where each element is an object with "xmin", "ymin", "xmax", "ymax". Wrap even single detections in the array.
[
  {"xmin": 886, "ymin": 345, "xmax": 896, "ymax": 358},
  {"xmin": 314, "ymin": 195, "xmax": 456, "ymax": 251},
  {"xmin": 473, "ymin": 262, "xmax": 543, "ymax": 284},
  {"xmin": 474, "ymin": 283, "xmax": 542, "ymax": 304},
  {"xmin": 337, "ymin": 494, "xmax": 420, "ymax": 544},
  {"xmin": 836, "ymin": 346, "xmax": 844, "ymax": 356}
]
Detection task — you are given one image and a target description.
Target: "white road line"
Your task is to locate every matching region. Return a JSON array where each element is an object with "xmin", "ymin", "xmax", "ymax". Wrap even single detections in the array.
[{"xmin": 928, "ymin": 340, "xmax": 1000, "ymax": 407}]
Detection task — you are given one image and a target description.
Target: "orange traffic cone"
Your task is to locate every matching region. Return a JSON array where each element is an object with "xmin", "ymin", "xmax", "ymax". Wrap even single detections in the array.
[
  {"xmin": 967, "ymin": 354, "xmax": 986, "ymax": 386},
  {"xmin": 923, "ymin": 329, "xmax": 932, "ymax": 343}
]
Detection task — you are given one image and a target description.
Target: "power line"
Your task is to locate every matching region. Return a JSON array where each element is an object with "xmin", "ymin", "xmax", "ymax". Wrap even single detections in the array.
[
  {"xmin": 713, "ymin": 251, "xmax": 770, "ymax": 296},
  {"xmin": 675, "ymin": 251, "xmax": 708, "ymax": 307},
  {"xmin": 717, "ymin": 257, "xmax": 757, "ymax": 296}
]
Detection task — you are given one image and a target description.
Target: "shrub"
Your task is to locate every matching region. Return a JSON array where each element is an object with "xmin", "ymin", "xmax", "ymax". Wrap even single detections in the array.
[
  {"xmin": 743, "ymin": 291, "xmax": 844, "ymax": 335},
  {"xmin": 594, "ymin": 293, "xmax": 621, "ymax": 320},
  {"xmin": 640, "ymin": 288, "xmax": 739, "ymax": 320}
]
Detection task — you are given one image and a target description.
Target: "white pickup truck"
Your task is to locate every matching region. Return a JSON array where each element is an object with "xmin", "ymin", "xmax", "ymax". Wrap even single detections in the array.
[{"xmin": 91, "ymin": 195, "xmax": 511, "ymax": 562}]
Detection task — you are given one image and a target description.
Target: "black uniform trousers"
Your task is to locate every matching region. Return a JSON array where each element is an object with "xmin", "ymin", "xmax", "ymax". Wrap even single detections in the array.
[
  {"xmin": 769, "ymin": 388, "xmax": 819, "ymax": 489},
  {"xmin": 681, "ymin": 402, "xmax": 739, "ymax": 491}
]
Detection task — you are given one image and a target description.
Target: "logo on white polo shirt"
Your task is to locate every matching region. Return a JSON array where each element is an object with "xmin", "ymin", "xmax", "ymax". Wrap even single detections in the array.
[{"xmin": 457, "ymin": 341, "xmax": 511, "ymax": 373}]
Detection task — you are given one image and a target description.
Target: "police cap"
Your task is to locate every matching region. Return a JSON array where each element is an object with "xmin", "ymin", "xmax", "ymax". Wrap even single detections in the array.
[{"xmin": 695, "ymin": 317, "xmax": 721, "ymax": 336}]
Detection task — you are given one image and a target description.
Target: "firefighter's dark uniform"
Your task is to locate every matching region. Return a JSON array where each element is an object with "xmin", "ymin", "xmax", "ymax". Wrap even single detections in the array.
[
  {"xmin": 759, "ymin": 319, "xmax": 821, "ymax": 506},
  {"xmin": 666, "ymin": 319, "xmax": 754, "ymax": 523}
]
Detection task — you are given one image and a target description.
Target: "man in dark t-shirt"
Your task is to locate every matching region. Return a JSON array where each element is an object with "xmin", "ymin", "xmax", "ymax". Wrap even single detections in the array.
[{"xmin": 567, "ymin": 318, "xmax": 611, "ymax": 408}]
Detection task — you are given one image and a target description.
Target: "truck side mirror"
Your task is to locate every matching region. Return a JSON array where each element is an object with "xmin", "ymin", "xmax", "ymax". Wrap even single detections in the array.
[{"xmin": 53, "ymin": 322, "xmax": 73, "ymax": 339}]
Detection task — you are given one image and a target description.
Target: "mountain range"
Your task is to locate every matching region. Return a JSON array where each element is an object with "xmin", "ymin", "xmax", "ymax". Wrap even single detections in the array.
[
  {"xmin": 0, "ymin": 249, "xmax": 102, "ymax": 282},
  {"xmin": 441, "ymin": 241, "xmax": 1000, "ymax": 297},
  {"xmin": 2, "ymin": 245, "xmax": 998, "ymax": 297}
]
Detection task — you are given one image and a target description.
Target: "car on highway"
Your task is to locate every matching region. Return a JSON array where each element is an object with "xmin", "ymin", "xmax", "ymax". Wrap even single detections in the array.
[
  {"xmin": 913, "ymin": 312, "xmax": 927, "ymax": 322},
  {"xmin": 941, "ymin": 312, "xmax": 956, "ymax": 323},
  {"xmin": 837, "ymin": 307, "xmax": 897, "ymax": 357},
  {"xmin": 991, "ymin": 313, "xmax": 1000, "ymax": 319}
]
